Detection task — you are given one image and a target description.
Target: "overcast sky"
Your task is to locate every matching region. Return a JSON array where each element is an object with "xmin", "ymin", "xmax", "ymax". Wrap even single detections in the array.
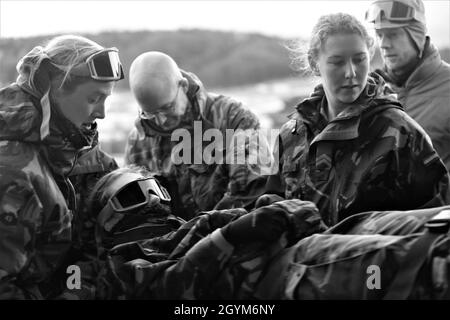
[{"xmin": 1, "ymin": 0, "xmax": 449, "ymax": 47}]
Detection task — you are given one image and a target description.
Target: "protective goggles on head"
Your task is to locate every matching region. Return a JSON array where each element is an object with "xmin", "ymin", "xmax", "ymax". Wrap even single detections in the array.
[
  {"xmin": 107, "ymin": 173, "xmax": 171, "ymax": 213},
  {"xmin": 365, "ymin": 1, "xmax": 418, "ymax": 23},
  {"xmin": 97, "ymin": 173, "xmax": 171, "ymax": 233},
  {"xmin": 63, "ymin": 47, "xmax": 124, "ymax": 81}
]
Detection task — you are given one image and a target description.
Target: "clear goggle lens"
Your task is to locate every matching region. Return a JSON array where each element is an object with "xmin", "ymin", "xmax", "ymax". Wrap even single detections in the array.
[
  {"xmin": 365, "ymin": 1, "xmax": 415, "ymax": 22},
  {"xmin": 109, "ymin": 177, "xmax": 171, "ymax": 212}
]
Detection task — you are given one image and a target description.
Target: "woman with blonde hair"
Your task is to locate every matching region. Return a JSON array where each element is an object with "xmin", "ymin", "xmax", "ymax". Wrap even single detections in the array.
[
  {"xmin": 0, "ymin": 34, "xmax": 124, "ymax": 299},
  {"xmin": 265, "ymin": 13, "xmax": 450, "ymax": 226}
]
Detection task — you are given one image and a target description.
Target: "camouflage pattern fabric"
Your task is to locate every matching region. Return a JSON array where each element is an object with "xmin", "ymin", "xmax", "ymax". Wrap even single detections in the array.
[
  {"xmin": 266, "ymin": 73, "xmax": 450, "ymax": 226},
  {"xmin": 125, "ymin": 71, "xmax": 269, "ymax": 220},
  {"xmin": 68, "ymin": 144, "xmax": 119, "ymax": 259},
  {"xmin": 100, "ymin": 200, "xmax": 324, "ymax": 299},
  {"xmin": 255, "ymin": 205, "xmax": 450, "ymax": 300},
  {"xmin": 52, "ymin": 144, "xmax": 119, "ymax": 300},
  {"xmin": 0, "ymin": 84, "xmax": 80, "ymax": 299}
]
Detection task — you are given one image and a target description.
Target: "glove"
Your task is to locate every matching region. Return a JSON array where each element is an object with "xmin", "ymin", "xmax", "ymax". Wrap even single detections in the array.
[
  {"xmin": 255, "ymin": 194, "xmax": 285, "ymax": 208},
  {"xmin": 109, "ymin": 242, "xmax": 147, "ymax": 261},
  {"xmin": 270, "ymin": 199, "xmax": 327, "ymax": 242},
  {"xmin": 220, "ymin": 205, "xmax": 289, "ymax": 246}
]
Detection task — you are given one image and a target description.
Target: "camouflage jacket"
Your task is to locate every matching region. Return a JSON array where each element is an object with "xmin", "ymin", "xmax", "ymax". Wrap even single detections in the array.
[
  {"xmin": 0, "ymin": 83, "xmax": 84, "ymax": 299},
  {"xmin": 266, "ymin": 74, "xmax": 450, "ymax": 226},
  {"xmin": 375, "ymin": 37, "xmax": 450, "ymax": 171},
  {"xmin": 125, "ymin": 71, "xmax": 269, "ymax": 219},
  {"xmin": 107, "ymin": 203, "xmax": 450, "ymax": 300},
  {"xmin": 102, "ymin": 200, "xmax": 324, "ymax": 299},
  {"xmin": 256, "ymin": 206, "xmax": 450, "ymax": 300},
  {"xmin": 49, "ymin": 145, "xmax": 119, "ymax": 300},
  {"xmin": 68, "ymin": 143, "xmax": 118, "ymax": 258}
]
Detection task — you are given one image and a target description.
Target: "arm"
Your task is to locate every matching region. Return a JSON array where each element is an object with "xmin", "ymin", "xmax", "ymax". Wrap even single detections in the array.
[
  {"xmin": 351, "ymin": 116, "xmax": 450, "ymax": 214},
  {"xmin": 0, "ymin": 172, "xmax": 49, "ymax": 299},
  {"xmin": 217, "ymin": 99, "xmax": 273, "ymax": 209},
  {"xmin": 124, "ymin": 126, "xmax": 153, "ymax": 168},
  {"xmin": 109, "ymin": 200, "xmax": 323, "ymax": 299},
  {"xmin": 105, "ymin": 209, "xmax": 245, "ymax": 299},
  {"xmin": 132, "ymin": 228, "xmax": 234, "ymax": 299}
]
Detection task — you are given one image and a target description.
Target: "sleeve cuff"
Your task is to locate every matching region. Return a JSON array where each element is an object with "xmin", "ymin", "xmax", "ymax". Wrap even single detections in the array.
[{"xmin": 211, "ymin": 228, "xmax": 234, "ymax": 256}]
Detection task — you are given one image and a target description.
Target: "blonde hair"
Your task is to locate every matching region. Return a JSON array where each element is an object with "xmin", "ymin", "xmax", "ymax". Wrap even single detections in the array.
[
  {"xmin": 287, "ymin": 13, "xmax": 374, "ymax": 75},
  {"xmin": 45, "ymin": 34, "xmax": 104, "ymax": 92}
]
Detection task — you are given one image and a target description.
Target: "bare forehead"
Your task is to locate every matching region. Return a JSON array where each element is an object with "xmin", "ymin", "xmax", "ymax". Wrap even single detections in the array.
[
  {"xmin": 321, "ymin": 33, "xmax": 368, "ymax": 55},
  {"xmin": 76, "ymin": 80, "xmax": 115, "ymax": 95}
]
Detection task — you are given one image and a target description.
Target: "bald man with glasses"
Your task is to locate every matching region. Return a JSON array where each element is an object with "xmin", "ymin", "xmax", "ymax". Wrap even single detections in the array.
[{"xmin": 125, "ymin": 52, "xmax": 271, "ymax": 220}]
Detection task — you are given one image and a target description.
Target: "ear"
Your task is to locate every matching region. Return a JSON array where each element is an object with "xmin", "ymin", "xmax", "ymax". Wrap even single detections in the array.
[
  {"xmin": 179, "ymin": 77, "xmax": 189, "ymax": 90},
  {"xmin": 312, "ymin": 65, "xmax": 321, "ymax": 76}
]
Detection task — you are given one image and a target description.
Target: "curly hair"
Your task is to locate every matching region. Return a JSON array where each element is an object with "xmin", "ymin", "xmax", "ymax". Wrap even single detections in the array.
[{"xmin": 287, "ymin": 13, "xmax": 374, "ymax": 75}]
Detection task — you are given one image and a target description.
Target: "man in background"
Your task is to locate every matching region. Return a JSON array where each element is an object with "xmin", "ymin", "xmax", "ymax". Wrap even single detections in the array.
[
  {"xmin": 125, "ymin": 52, "xmax": 271, "ymax": 220},
  {"xmin": 367, "ymin": 0, "xmax": 450, "ymax": 171}
]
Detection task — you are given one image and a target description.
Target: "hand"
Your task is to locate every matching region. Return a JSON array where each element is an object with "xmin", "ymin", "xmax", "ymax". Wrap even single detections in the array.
[
  {"xmin": 220, "ymin": 205, "xmax": 289, "ymax": 245},
  {"xmin": 269, "ymin": 199, "xmax": 326, "ymax": 242},
  {"xmin": 255, "ymin": 194, "xmax": 285, "ymax": 208}
]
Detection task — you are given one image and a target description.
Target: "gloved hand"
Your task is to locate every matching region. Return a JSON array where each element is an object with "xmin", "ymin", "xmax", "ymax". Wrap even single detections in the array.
[
  {"xmin": 221, "ymin": 199, "xmax": 326, "ymax": 246},
  {"xmin": 255, "ymin": 194, "xmax": 285, "ymax": 208},
  {"xmin": 220, "ymin": 205, "xmax": 289, "ymax": 246}
]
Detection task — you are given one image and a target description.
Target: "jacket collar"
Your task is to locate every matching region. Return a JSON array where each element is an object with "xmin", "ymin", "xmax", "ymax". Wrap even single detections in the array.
[
  {"xmin": 404, "ymin": 37, "xmax": 442, "ymax": 88},
  {"xmin": 292, "ymin": 74, "xmax": 400, "ymax": 144},
  {"xmin": 381, "ymin": 37, "xmax": 442, "ymax": 89}
]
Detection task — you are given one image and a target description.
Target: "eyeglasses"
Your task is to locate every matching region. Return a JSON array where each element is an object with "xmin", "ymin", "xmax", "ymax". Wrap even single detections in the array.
[
  {"xmin": 63, "ymin": 47, "xmax": 124, "ymax": 81},
  {"xmin": 140, "ymin": 81, "xmax": 182, "ymax": 121},
  {"xmin": 365, "ymin": 1, "xmax": 417, "ymax": 23}
]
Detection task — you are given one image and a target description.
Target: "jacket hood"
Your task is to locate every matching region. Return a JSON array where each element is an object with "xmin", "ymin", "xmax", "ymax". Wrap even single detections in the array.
[
  {"xmin": 378, "ymin": 37, "xmax": 442, "ymax": 88},
  {"xmin": 0, "ymin": 46, "xmax": 98, "ymax": 177},
  {"xmin": 135, "ymin": 70, "xmax": 210, "ymax": 138}
]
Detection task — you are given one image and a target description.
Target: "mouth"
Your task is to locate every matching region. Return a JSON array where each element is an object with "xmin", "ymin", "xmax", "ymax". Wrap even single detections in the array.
[
  {"xmin": 341, "ymin": 84, "xmax": 359, "ymax": 90},
  {"xmin": 82, "ymin": 121, "xmax": 97, "ymax": 130}
]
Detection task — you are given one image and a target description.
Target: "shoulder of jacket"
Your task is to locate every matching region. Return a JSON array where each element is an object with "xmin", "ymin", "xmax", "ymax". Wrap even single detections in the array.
[
  {"xmin": 0, "ymin": 84, "xmax": 35, "ymax": 107},
  {"xmin": 205, "ymin": 93, "xmax": 260, "ymax": 129}
]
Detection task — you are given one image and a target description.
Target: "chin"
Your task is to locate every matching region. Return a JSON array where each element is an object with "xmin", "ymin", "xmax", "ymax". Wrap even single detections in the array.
[{"xmin": 339, "ymin": 95, "xmax": 359, "ymax": 105}]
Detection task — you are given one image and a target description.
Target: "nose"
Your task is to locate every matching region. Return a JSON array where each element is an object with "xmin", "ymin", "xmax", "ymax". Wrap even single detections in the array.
[
  {"xmin": 378, "ymin": 34, "xmax": 391, "ymax": 49},
  {"xmin": 345, "ymin": 61, "xmax": 356, "ymax": 79},
  {"xmin": 93, "ymin": 102, "xmax": 106, "ymax": 120}
]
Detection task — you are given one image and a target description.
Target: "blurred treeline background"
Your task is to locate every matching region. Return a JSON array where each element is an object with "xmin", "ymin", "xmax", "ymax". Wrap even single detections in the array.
[{"xmin": 1, "ymin": 29, "xmax": 449, "ymax": 164}]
